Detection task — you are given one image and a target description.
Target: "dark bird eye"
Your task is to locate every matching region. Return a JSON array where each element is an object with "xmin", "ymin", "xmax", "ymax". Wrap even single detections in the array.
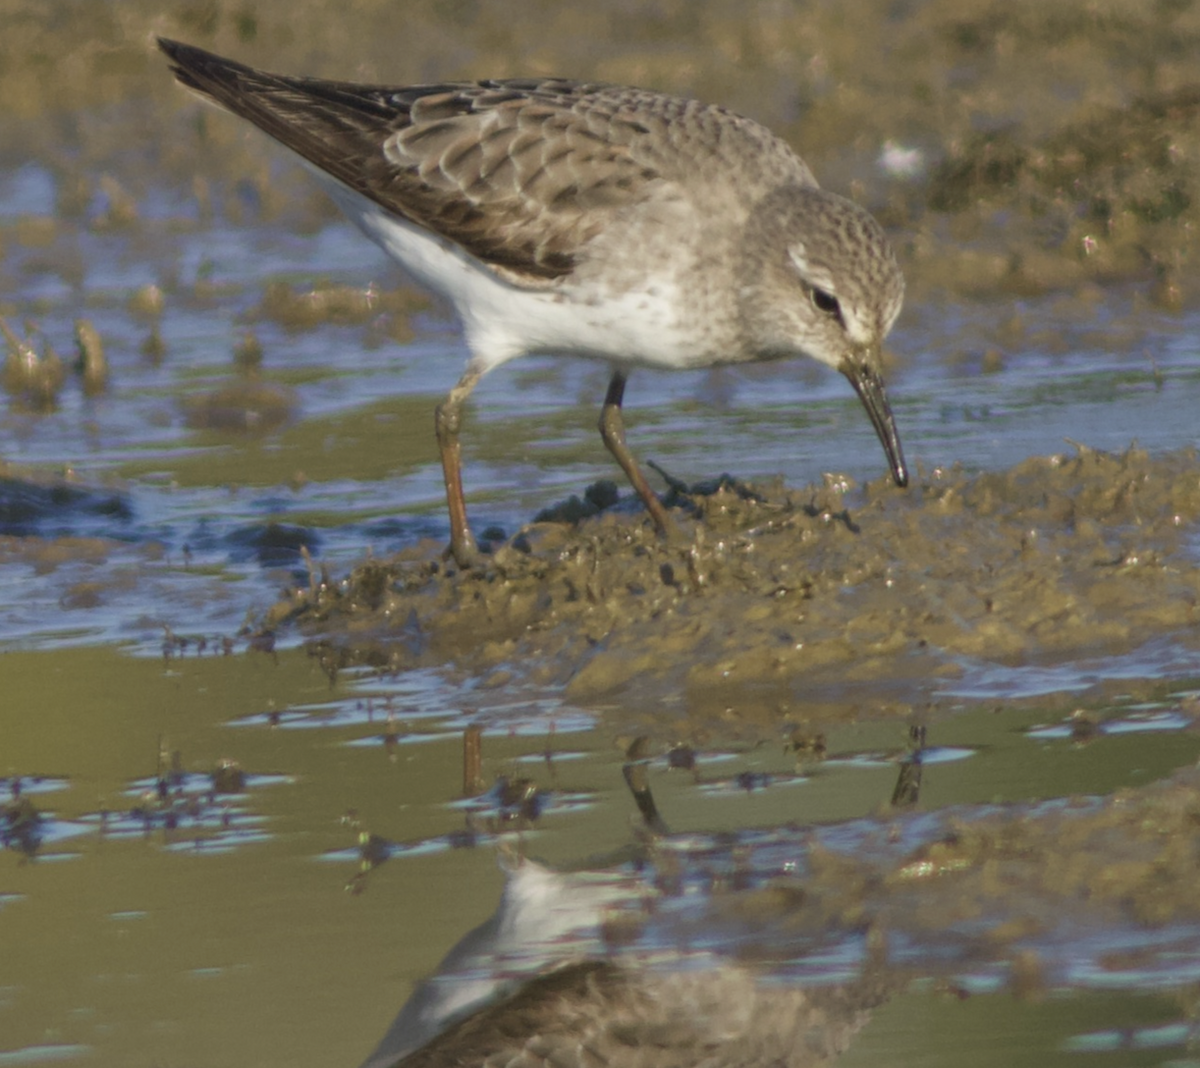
[{"xmin": 811, "ymin": 288, "xmax": 841, "ymax": 318}]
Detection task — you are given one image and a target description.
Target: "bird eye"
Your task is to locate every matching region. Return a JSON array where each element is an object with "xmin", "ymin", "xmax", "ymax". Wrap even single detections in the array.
[{"xmin": 810, "ymin": 287, "xmax": 841, "ymax": 318}]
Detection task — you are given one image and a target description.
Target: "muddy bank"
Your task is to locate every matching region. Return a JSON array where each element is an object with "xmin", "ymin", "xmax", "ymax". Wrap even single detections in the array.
[{"xmin": 272, "ymin": 445, "xmax": 1200, "ymax": 733}]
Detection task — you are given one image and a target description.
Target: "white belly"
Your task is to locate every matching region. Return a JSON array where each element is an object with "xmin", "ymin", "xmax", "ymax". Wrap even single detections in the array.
[{"xmin": 311, "ymin": 171, "xmax": 712, "ymax": 375}]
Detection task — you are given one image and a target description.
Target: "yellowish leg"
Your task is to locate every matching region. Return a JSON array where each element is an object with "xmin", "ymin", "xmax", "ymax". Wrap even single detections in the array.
[
  {"xmin": 597, "ymin": 370, "xmax": 675, "ymax": 535},
  {"xmin": 434, "ymin": 368, "xmax": 482, "ymax": 567}
]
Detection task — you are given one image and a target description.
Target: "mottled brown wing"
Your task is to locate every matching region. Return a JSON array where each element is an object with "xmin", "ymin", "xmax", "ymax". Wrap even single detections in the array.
[{"xmin": 158, "ymin": 38, "xmax": 663, "ymax": 282}]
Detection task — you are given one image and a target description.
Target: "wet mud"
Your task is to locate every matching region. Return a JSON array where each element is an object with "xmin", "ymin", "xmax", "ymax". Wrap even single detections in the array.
[
  {"xmin": 4, "ymin": 2, "xmax": 1200, "ymax": 1064},
  {"xmin": 277, "ymin": 445, "xmax": 1200, "ymax": 735}
]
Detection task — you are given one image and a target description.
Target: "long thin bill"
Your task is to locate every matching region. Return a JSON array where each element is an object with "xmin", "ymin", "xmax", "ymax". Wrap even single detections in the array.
[{"xmin": 842, "ymin": 361, "xmax": 908, "ymax": 487}]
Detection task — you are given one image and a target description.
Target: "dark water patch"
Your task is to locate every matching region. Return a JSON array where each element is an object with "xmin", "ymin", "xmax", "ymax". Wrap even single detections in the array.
[
  {"xmin": 358, "ymin": 514, "xmax": 450, "ymax": 548},
  {"xmin": 225, "ymin": 519, "xmax": 319, "ymax": 573},
  {"xmin": 0, "ymin": 474, "xmax": 132, "ymax": 538}
]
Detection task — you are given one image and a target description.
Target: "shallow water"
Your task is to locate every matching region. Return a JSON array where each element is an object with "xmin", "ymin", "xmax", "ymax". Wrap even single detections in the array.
[{"xmin": 4, "ymin": 6, "xmax": 1200, "ymax": 1067}]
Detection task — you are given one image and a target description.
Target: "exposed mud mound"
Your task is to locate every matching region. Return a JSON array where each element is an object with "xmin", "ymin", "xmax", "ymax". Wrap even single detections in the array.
[{"xmin": 274, "ymin": 445, "xmax": 1200, "ymax": 731}]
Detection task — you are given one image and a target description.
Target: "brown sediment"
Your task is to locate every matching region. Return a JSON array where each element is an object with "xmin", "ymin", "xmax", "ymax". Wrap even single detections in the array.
[
  {"xmin": 271, "ymin": 445, "xmax": 1200, "ymax": 734},
  {"xmin": 181, "ymin": 377, "xmax": 297, "ymax": 433},
  {"xmin": 251, "ymin": 281, "xmax": 430, "ymax": 334}
]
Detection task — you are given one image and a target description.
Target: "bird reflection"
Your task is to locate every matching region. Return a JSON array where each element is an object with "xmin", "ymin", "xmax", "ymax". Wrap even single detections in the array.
[
  {"xmin": 358, "ymin": 856, "xmax": 896, "ymax": 1068},
  {"xmin": 357, "ymin": 726, "xmax": 927, "ymax": 1068}
]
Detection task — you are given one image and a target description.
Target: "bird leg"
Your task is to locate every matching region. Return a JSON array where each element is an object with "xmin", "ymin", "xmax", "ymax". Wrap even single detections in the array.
[
  {"xmin": 598, "ymin": 370, "xmax": 675, "ymax": 535},
  {"xmin": 434, "ymin": 367, "xmax": 482, "ymax": 567}
]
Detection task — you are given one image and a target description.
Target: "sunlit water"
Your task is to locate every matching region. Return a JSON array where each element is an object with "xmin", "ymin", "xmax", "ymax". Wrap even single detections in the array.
[{"xmin": 3, "ymin": 135, "xmax": 1200, "ymax": 1066}]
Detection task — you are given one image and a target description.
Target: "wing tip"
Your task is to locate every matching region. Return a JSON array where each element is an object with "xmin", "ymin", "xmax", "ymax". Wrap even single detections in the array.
[
  {"xmin": 156, "ymin": 36, "xmax": 207, "ymax": 92},
  {"xmin": 156, "ymin": 36, "xmax": 258, "ymax": 96}
]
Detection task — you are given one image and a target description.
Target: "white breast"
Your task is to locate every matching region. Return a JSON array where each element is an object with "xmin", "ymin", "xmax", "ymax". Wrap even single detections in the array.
[{"xmin": 309, "ymin": 169, "xmax": 712, "ymax": 374}]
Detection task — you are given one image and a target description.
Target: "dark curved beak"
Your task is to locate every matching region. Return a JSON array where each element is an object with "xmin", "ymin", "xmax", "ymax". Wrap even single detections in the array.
[{"xmin": 841, "ymin": 354, "xmax": 908, "ymax": 488}]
